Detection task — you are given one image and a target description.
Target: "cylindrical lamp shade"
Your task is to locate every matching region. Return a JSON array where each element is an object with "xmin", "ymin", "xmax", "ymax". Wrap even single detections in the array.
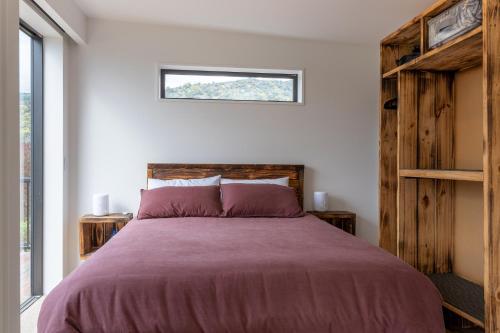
[
  {"xmin": 313, "ymin": 192, "xmax": 328, "ymax": 212},
  {"xmin": 92, "ymin": 193, "xmax": 109, "ymax": 216}
]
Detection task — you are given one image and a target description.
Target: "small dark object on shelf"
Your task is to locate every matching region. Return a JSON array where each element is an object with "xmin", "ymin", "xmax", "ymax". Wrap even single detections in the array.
[
  {"xmin": 384, "ymin": 98, "xmax": 398, "ymax": 110},
  {"xmin": 396, "ymin": 46, "xmax": 421, "ymax": 66}
]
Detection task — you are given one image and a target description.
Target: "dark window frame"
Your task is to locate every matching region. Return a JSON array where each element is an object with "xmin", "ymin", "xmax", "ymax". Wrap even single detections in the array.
[
  {"xmin": 19, "ymin": 21, "xmax": 44, "ymax": 312},
  {"xmin": 160, "ymin": 69, "xmax": 299, "ymax": 103}
]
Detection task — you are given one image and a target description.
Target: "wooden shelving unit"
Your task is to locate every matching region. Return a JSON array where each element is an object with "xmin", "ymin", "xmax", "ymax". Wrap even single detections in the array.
[
  {"xmin": 383, "ymin": 27, "xmax": 483, "ymax": 78},
  {"xmin": 379, "ymin": 0, "xmax": 500, "ymax": 332}
]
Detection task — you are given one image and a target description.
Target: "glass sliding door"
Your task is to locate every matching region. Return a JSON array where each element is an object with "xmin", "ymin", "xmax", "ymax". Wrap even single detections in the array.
[{"xmin": 19, "ymin": 23, "xmax": 43, "ymax": 310}]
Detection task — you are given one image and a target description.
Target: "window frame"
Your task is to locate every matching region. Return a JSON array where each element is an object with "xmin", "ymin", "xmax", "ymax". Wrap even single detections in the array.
[
  {"xmin": 19, "ymin": 21, "xmax": 44, "ymax": 312},
  {"xmin": 159, "ymin": 67, "xmax": 302, "ymax": 104}
]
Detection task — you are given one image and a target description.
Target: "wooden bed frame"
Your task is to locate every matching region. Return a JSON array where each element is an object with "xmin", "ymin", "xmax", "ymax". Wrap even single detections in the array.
[{"xmin": 147, "ymin": 163, "xmax": 305, "ymax": 207}]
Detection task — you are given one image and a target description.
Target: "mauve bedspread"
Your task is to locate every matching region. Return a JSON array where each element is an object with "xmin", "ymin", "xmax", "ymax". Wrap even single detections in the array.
[{"xmin": 38, "ymin": 215, "xmax": 445, "ymax": 333}]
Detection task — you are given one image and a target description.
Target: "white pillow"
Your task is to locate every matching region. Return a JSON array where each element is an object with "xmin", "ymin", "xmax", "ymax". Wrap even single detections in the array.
[
  {"xmin": 221, "ymin": 177, "xmax": 289, "ymax": 187},
  {"xmin": 147, "ymin": 175, "xmax": 221, "ymax": 189}
]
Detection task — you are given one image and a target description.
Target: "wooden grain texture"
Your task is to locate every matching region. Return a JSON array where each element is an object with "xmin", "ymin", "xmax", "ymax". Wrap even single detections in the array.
[
  {"xmin": 79, "ymin": 213, "xmax": 133, "ymax": 223},
  {"xmin": 398, "ymin": 72, "xmax": 419, "ymax": 171},
  {"xmin": 435, "ymin": 73, "xmax": 455, "ymax": 170},
  {"xmin": 399, "ymin": 178, "xmax": 418, "ymax": 266},
  {"xmin": 417, "ymin": 178, "xmax": 437, "ymax": 273},
  {"xmin": 147, "ymin": 164, "xmax": 305, "ymax": 208},
  {"xmin": 417, "ymin": 72, "xmax": 437, "ymax": 273},
  {"xmin": 417, "ymin": 72, "xmax": 437, "ymax": 172},
  {"xmin": 79, "ymin": 213, "xmax": 133, "ymax": 258},
  {"xmin": 434, "ymin": 72, "xmax": 455, "ymax": 274},
  {"xmin": 397, "ymin": 71, "xmax": 419, "ymax": 266},
  {"xmin": 421, "ymin": 17, "xmax": 429, "ymax": 54},
  {"xmin": 413, "ymin": 27, "xmax": 483, "ymax": 71},
  {"xmin": 307, "ymin": 211, "xmax": 356, "ymax": 235},
  {"xmin": 396, "ymin": 71, "xmax": 455, "ymax": 273},
  {"xmin": 380, "ymin": 0, "xmax": 498, "ymax": 329},
  {"xmin": 381, "ymin": 45, "xmax": 399, "ymax": 75},
  {"xmin": 483, "ymin": 0, "xmax": 500, "ymax": 331},
  {"xmin": 379, "ymin": 78, "xmax": 398, "ymax": 254},
  {"xmin": 399, "ymin": 169, "xmax": 484, "ymax": 182},
  {"xmin": 381, "ymin": 0, "xmax": 462, "ymax": 47},
  {"xmin": 436, "ymin": 179, "xmax": 454, "ymax": 273},
  {"xmin": 383, "ymin": 27, "xmax": 483, "ymax": 78},
  {"xmin": 382, "ymin": 17, "xmax": 421, "ymax": 45},
  {"xmin": 381, "ymin": 44, "xmax": 418, "ymax": 75},
  {"xmin": 421, "ymin": 0, "xmax": 462, "ymax": 18}
]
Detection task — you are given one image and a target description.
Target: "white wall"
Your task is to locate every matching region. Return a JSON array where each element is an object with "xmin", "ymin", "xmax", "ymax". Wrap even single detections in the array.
[
  {"xmin": 0, "ymin": 0, "xmax": 20, "ymax": 331},
  {"xmin": 67, "ymin": 18, "xmax": 379, "ymax": 272},
  {"xmin": 34, "ymin": 0, "xmax": 87, "ymax": 44}
]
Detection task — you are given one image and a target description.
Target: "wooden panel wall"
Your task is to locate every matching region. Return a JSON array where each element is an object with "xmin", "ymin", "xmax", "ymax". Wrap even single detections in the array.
[
  {"xmin": 381, "ymin": 44, "xmax": 418, "ymax": 75},
  {"xmin": 397, "ymin": 71, "xmax": 455, "ymax": 273},
  {"xmin": 435, "ymin": 73, "xmax": 455, "ymax": 273},
  {"xmin": 379, "ymin": 78, "xmax": 398, "ymax": 254},
  {"xmin": 483, "ymin": 0, "xmax": 500, "ymax": 331},
  {"xmin": 398, "ymin": 72, "xmax": 419, "ymax": 266},
  {"xmin": 379, "ymin": 45, "xmax": 399, "ymax": 255},
  {"xmin": 417, "ymin": 72, "xmax": 438, "ymax": 273}
]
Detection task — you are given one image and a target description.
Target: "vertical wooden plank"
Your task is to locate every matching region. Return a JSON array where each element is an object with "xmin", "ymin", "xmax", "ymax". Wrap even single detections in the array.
[
  {"xmin": 435, "ymin": 72, "xmax": 455, "ymax": 273},
  {"xmin": 420, "ymin": 17, "xmax": 429, "ymax": 54},
  {"xmin": 103, "ymin": 223, "xmax": 114, "ymax": 241},
  {"xmin": 417, "ymin": 179, "xmax": 436, "ymax": 273},
  {"xmin": 116, "ymin": 222, "xmax": 126, "ymax": 231},
  {"xmin": 379, "ymin": 77, "xmax": 398, "ymax": 254},
  {"xmin": 417, "ymin": 72, "xmax": 437, "ymax": 273},
  {"xmin": 381, "ymin": 45, "xmax": 400, "ymax": 74},
  {"xmin": 79, "ymin": 222, "xmax": 84, "ymax": 255},
  {"xmin": 94, "ymin": 224, "xmax": 105, "ymax": 248},
  {"xmin": 79, "ymin": 223, "xmax": 93, "ymax": 256},
  {"xmin": 399, "ymin": 178, "xmax": 418, "ymax": 266},
  {"xmin": 418, "ymin": 72, "xmax": 437, "ymax": 170},
  {"xmin": 379, "ymin": 42, "xmax": 400, "ymax": 254},
  {"xmin": 435, "ymin": 179, "xmax": 454, "ymax": 273},
  {"xmin": 398, "ymin": 71, "xmax": 419, "ymax": 266},
  {"xmin": 435, "ymin": 73, "xmax": 455, "ymax": 170},
  {"xmin": 483, "ymin": 0, "xmax": 500, "ymax": 331}
]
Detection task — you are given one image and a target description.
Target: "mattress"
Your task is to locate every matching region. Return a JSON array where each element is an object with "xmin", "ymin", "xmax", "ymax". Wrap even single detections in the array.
[{"xmin": 38, "ymin": 215, "xmax": 444, "ymax": 332}]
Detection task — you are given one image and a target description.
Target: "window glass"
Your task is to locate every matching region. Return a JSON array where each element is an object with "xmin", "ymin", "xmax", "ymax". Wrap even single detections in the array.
[
  {"xmin": 19, "ymin": 29, "xmax": 32, "ymax": 305},
  {"xmin": 161, "ymin": 68, "xmax": 301, "ymax": 103}
]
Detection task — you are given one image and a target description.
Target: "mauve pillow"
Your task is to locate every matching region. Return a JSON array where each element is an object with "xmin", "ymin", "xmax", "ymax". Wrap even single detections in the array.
[
  {"xmin": 221, "ymin": 183, "xmax": 304, "ymax": 218},
  {"xmin": 137, "ymin": 186, "xmax": 222, "ymax": 219}
]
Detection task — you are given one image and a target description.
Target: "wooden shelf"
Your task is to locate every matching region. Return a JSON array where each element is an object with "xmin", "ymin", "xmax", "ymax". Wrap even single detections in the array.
[
  {"xmin": 428, "ymin": 273, "xmax": 484, "ymax": 328},
  {"xmin": 379, "ymin": 0, "xmax": 500, "ymax": 330},
  {"xmin": 383, "ymin": 27, "xmax": 482, "ymax": 78},
  {"xmin": 399, "ymin": 169, "xmax": 484, "ymax": 182}
]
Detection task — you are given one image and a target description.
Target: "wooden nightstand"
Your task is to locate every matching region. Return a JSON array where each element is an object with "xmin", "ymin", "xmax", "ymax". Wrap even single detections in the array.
[
  {"xmin": 79, "ymin": 213, "xmax": 133, "ymax": 260},
  {"xmin": 307, "ymin": 211, "xmax": 356, "ymax": 235}
]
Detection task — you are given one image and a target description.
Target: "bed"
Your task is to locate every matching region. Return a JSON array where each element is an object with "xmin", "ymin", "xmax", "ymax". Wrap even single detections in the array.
[{"xmin": 38, "ymin": 164, "xmax": 445, "ymax": 333}]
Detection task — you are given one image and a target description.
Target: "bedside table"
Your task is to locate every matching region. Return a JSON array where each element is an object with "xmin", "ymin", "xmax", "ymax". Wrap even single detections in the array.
[
  {"xmin": 79, "ymin": 213, "xmax": 133, "ymax": 260},
  {"xmin": 307, "ymin": 211, "xmax": 356, "ymax": 235}
]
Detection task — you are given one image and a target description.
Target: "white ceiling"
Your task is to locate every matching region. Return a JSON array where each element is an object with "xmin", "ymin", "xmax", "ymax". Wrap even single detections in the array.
[{"xmin": 74, "ymin": 0, "xmax": 435, "ymax": 44}]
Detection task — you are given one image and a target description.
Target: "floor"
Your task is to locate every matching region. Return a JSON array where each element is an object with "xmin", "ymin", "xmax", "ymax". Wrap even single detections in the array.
[{"xmin": 21, "ymin": 296, "xmax": 44, "ymax": 333}]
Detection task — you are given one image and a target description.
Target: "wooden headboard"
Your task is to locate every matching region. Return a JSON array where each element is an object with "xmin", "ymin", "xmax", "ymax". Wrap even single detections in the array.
[{"xmin": 147, "ymin": 163, "xmax": 305, "ymax": 207}]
